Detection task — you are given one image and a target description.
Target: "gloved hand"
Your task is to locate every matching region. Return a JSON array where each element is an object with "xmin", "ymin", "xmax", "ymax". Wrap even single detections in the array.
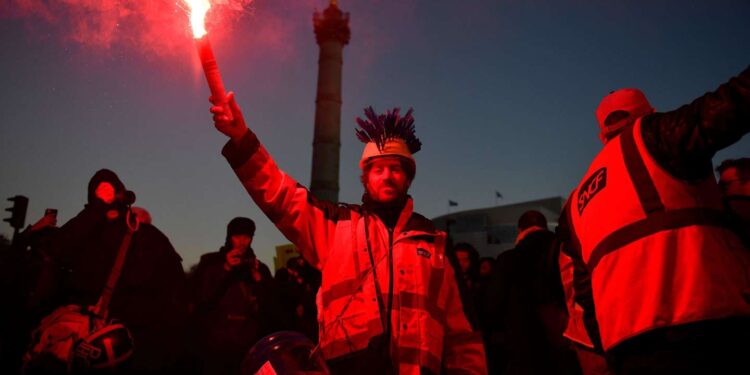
[{"xmin": 210, "ymin": 91, "xmax": 249, "ymax": 144}]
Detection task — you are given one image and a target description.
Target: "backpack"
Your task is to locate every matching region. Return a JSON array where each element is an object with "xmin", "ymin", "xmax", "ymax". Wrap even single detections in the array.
[
  {"xmin": 23, "ymin": 305, "xmax": 92, "ymax": 373},
  {"xmin": 23, "ymin": 305, "xmax": 135, "ymax": 373}
]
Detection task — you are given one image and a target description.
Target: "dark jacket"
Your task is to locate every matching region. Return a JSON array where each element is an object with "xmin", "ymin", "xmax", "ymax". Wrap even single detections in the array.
[
  {"xmin": 41, "ymin": 201, "xmax": 188, "ymax": 372},
  {"xmin": 641, "ymin": 66, "xmax": 750, "ymax": 180},
  {"xmin": 485, "ymin": 229, "xmax": 581, "ymax": 375},
  {"xmin": 275, "ymin": 267, "xmax": 320, "ymax": 343},
  {"xmin": 190, "ymin": 247, "xmax": 282, "ymax": 374}
]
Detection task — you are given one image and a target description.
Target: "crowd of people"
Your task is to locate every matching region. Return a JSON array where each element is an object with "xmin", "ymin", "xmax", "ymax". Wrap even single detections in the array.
[
  {"xmin": 0, "ymin": 175, "xmax": 323, "ymax": 375},
  {"xmin": 0, "ymin": 65, "xmax": 748, "ymax": 374}
]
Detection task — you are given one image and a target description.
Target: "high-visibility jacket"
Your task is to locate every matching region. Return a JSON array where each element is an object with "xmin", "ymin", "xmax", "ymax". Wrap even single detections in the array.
[
  {"xmin": 558, "ymin": 194, "xmax": 601, "ymax": 351},
  {"xmin": 221, "ymin": 131, "xmax": 487, "ymax": 375},
  {"xmin": 558, "ymin": 244, "xmax": 595, "ymax": 349},
  {"xmin": 566, "ymin": 119, "xmax": 750, "ymax": 351}
]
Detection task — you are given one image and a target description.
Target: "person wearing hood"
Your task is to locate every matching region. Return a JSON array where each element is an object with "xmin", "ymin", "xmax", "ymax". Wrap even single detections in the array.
[
  {"xmin": 189, "ymin": 217, "xmax": 280, "ymax": 375},
  {"xmin": 209, "ymin": 95, "xmax": 487, "ymax": 375},
  {"xmin": 37, "ymin": 168, "xmax": 188, "ymax": 373}
]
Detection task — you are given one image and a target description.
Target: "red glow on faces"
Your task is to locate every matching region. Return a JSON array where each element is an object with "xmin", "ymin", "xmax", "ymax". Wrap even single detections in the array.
[
  {"xmin": 365, "ymin": 157, "xmax": 411, "ymax": 204},
  {"xmin": 95, "ymin": 182, "xmax": 116, "ymax": 204}
]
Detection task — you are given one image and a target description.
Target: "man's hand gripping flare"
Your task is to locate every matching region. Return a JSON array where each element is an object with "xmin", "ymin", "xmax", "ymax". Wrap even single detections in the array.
[{"xmin": 210, "ymin": 92, "xmax": 249, "ymax": 144}]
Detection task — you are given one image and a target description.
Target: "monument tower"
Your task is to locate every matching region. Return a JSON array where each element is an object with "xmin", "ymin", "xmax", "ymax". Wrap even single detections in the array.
[{"xmin": 310, "ymin": 0, "xmax": 350, "ymax": 202}]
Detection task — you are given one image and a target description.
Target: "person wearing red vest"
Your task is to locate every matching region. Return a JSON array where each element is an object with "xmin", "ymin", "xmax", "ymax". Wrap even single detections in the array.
[
  {"xmin": 559, "ymin": 66, "xmax": 750, "ymax": 374},
  {"xmin": 209, "ymin": 96, "xmax": 487, "ymax": 375},
  {"xmin": 558, "ymin": 201, "xmax": 613, "ymax": 375}
]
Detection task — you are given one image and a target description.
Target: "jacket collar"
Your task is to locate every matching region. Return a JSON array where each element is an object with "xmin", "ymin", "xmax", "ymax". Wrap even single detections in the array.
[{"xmin": 515, "ymin": 226, "xmax": 547, "ymax": 245}]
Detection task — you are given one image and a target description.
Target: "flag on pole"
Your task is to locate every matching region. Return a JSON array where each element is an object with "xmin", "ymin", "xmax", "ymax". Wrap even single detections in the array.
[{"xmin": 449, "ymin": 200, "xmax": 458, "ymax": 207}]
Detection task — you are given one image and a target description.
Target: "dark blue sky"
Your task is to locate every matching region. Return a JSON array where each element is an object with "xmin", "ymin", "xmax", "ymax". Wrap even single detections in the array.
[{"xmin": 2, "ymin": 0, "xmax": 749, "ymax": 268}]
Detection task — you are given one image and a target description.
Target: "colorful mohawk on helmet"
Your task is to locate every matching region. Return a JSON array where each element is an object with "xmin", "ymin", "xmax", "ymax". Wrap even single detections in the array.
[
  {"xmin": 356, "ymin": 106, "xmax": 422, "ymax": 170},
  {"xmin": 356, "ymin": 107, "xmax": 422, "ymax": 154}
]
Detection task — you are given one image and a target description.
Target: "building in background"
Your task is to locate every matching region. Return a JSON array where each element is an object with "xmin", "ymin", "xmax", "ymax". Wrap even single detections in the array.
[{"xmin": 432, "ymin": 197, "xmax": 565, "ymax": 258}]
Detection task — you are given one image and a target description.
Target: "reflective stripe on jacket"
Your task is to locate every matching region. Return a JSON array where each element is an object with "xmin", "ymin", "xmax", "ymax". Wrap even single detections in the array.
[
  {"xmin": 559, "ymin": 246, "xmax": 595, "ymax": 349},
  {"xmin": 568, "ymin": 119, "xmax": 750, "ymax": 350},
  {"xmin": 221, "ymin": 131, "xmax": 487, "ymax": 374}
]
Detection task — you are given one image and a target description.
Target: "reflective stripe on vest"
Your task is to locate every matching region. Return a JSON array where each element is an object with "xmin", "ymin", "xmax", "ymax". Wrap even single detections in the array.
[
  {"xmin": 399, "ymin": 291, "xmax": 445, "ymax": 326},
  {"xmin": 588, "ymin": 207, "xmax": 731, "ymax": 270},
  {"xmin": 321, "ymin": 318, "xmax": 383, "ymax": 359},
  {"xmin": 399, "ymin": 347, "xmax": 443, "ymax": 374},
  {"xmin": 559, "ymin": 246, "xmax": 595, "ymax": 348},
  {"xmin": 582, "ymin": 121, "xmax": 731, "ymax": 270},
  {"xmin": 322, "ymin": 278, "xmax": 361, "ymax": 305},
  {"xmin": 561, "ymin": 193, "xmax": 603, "ymax": 349}
]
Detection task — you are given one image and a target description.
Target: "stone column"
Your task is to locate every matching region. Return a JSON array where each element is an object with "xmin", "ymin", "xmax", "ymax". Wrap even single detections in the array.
[{"xmin": 311, "ymin": 1, "xmax": 350, "ymax": 202}]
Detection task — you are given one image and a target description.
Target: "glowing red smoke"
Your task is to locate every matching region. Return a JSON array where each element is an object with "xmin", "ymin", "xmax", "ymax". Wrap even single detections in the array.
[{"xmin": 1, "ymin": 0, "xmax": 253, "ymax": 58}]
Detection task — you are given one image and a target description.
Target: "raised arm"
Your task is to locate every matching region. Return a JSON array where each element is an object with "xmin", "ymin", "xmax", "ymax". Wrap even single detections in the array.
[
  {"xmin": 642, "ymin": 66, "xmax": 750, "ymax": 179},
  {"xmin": 212, "ymin": 93, "xmax": 348, "ymax": 269}
]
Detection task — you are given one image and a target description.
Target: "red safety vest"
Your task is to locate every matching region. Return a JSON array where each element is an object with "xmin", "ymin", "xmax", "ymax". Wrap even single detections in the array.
[
  {"xmin": 559, "ymin": 246, "xmax": 595, "ymax": 349},
  {"xmin": 568, "ymin": 119, "xmax": 750, "ymax": 350}
]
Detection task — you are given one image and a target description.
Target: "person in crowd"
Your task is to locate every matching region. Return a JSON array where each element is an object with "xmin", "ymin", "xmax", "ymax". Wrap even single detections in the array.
[
  {"xmin": 0, "ymin": 210, "xmax": 59, "ymax": 374},
  {"xmin": 558, "ymin": 204, "xmax": 613, "ymax": 375},
  {"xmin": 453, "ymin": 242, "xmax": 480, "ymax": 293},
  {"xmin": 35, "ymin": 169, "xmax": 188, "ymax": 373},
  {"xmin": 209, "ymin": 96, "xmax": 487, "ymax": 374},
  {"xmin": 276, "ymin": 256, "xmax": 320, "ymax": 342},
  {"xmin": 474, "ymin": 256, "xmax": 495, "ymax": 329},
  {"xmin": 717, "ymin": 158, "xmax": 750, "ymax": 246},
  {"xmin": 559, "ymin": 66, "xmax": 750, "ymax": 374},
  {"xmin": 485, "ymin": 210, "xmax": 581, "ymax": 375},
  {"xmin": 190, "ymin": 217, "xmax": 281, "ymax": 375},
  {"xmin": 294, "ymin": 255, "xmax": 322, "ymax": 291},
  {"xmin": 450, "ymin": 242, "xmax": 483, "ymax": 330},
  {"xmin": 475, "ymin": 257, "xmax": 495, "ymax": 300},
  {"xmin": 478, "ymin": 257, "xmax": 494, "ymax": 280},
  {"xmin": 15, "ymin": 210, "xmax": 58, "ymax": 251}
]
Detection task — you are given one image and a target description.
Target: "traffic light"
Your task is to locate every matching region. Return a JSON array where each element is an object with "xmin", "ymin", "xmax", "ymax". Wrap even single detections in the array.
[{"xmin": 4, "ymin": 195, "xmax": 29, "ymax": 230}]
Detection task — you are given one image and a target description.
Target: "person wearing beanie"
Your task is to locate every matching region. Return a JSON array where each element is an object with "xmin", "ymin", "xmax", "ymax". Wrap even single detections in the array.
[
  {"xmin": 210, "ymin": 94, "xmax": 487, "ymax": 374},
  {"xmin": 189, "ymin": 217, "xmax": 281, "ymax": 375},
  {"xmin": 33, "ymin": 168, "xmax": 188, "ymax": 373},
  {"xmin": 558, "ymin": 66, "xmax": 750, "ymax": 374}
]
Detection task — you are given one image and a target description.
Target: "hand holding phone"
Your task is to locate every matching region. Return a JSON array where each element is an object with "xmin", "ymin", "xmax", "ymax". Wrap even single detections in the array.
[{"xmin": 31, "ymin": 209, "xmax": 57, "ymax": 231}]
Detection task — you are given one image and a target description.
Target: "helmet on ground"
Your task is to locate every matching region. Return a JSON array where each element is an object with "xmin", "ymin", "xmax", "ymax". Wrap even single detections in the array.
[
  {"xmin": 241, "ymin": 331, "xmax": 329, "ymax": 375},
  {"xmin": 71, "ymin": 322, "xmax": 134, "ymax": 371}
]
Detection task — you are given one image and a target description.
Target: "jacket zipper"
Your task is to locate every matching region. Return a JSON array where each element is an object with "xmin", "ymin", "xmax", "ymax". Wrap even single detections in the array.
[{"xmin": 386, "ymin": 227, "xmax": 394, "ymax": 341}]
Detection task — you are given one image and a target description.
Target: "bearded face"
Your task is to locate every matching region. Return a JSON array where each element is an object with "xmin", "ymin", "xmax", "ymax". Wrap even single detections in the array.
[{"xmin": 364, "ymin": 156, "xmax": 411, "ymax": 204}]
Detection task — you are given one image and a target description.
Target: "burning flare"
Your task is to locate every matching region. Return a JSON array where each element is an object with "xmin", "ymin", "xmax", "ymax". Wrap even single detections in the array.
[
  {"xmin": 184, "ymin": 0, "xmax": 228, "ymax": 110},
  {"xmin": 186, "ymin": 0, "xmax": 212, "ymax": 38}
]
